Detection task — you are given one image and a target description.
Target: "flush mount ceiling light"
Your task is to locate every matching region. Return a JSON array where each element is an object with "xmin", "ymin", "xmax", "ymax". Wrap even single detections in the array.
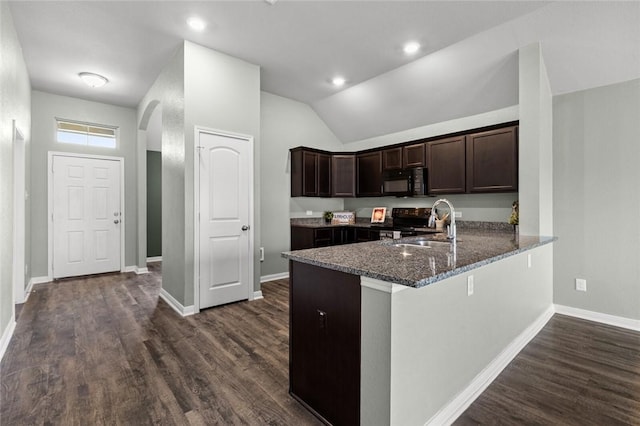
[
  {"xmin": 78, "ymin": 72, "xmax": 108, "ymax": 88},
  {"xmin": 264, "ymin": 0, "xmax": 278, "ymax": 4},
  {"xmin": 187, "ymin": 17, "xmax": 206, "ymax": 31},
  {"xmin": 331, "ymin": 76, "xmax": 346, "ymax": 87},
  {"xmin": 403, "ymin": 41, "xmax": 421, "ymax": 55}
]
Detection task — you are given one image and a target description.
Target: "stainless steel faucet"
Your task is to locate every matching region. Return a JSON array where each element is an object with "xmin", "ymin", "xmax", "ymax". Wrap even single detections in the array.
[{"xmin": 431, "ymin": 198, "xmax": 456, "ymax": 240}]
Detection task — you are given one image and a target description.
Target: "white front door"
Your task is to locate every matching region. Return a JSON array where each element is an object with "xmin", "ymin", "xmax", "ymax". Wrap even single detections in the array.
[
  {"xmin": 52, "ymin": 155, "xmax": 122, "ymax": 278},
  {"xmin": 197, "ymin": 130, "xmax": 252, "ymax": 309}
]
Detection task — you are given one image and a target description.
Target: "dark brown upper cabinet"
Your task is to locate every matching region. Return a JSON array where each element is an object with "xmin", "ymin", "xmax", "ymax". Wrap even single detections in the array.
[
  {"xmin": 403, "ymin": 142, "xmax": 426, "ymax": 168},
  {"xmin": 331, "ymin": 154, "xmax": 356, "ymax": 197},
  {"xmin": 317, "ymin": 153, "xmax": 332, "ymax": 197},
  {"xmin": 466, "ymin": 126, "xmax": 518, "ymax": 193},
  {"xmin": 290, "ymin": 148, "xmax": 331, "ymax": 197},
  {"xmin": 382, "ymin": 147, "xmax": 403, "ymax": 171},
  {"xmin": 356, "ymin": 151, "xmax": 383, "ymax": 197},
  {"xmin": 427, "ymin": 136, "xmax": 466, "ymax": 194}
]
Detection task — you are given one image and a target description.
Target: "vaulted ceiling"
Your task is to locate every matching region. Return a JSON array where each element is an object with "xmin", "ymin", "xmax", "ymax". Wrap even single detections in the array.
[{"xmin": 8, "ymin": 1, "xmax": 640, "ymax": 142}]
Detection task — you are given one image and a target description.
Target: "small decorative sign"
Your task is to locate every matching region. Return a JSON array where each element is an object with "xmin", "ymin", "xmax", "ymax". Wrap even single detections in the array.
[
  {"xmin": 332, "ymin": 211, "xmax": 356, "ymax": 225},
  {"xmin": 371, "ymin": 207, "xmax": 386, "ymax": 223}
]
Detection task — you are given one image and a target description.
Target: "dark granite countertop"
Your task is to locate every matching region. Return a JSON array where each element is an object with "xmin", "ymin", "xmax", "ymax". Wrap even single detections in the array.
[{"xmin": 282, "ymin": 230, "xmax": 556, "ymax": 288}]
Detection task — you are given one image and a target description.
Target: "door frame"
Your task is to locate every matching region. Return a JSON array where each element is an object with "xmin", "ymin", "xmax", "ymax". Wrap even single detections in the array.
[
  {"xmin": 13, "ymin": 120, "xmax": 26, "ymax": 304},
  {"xmin": 193, "ymin": 126, "xmax": 255, "ymax": 314},
  {"xmin": 47, "ymin": 151, "xmax": 125, "ymax": 280}
]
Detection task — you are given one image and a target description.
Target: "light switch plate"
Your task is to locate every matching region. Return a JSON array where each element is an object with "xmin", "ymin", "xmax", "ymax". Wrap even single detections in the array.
[
  {"xmin": 454, "ymin": 211, "xmax": 462, "ymax": 218},
  {"xmin": 575, "ymin": 278, "xmax": 587, "ymax": 292},
  {"xmin": 306, "ymin": 210, "xmax": 313, "ymax": 216},
  {"xmin": 467, "ymin": 275, "xmax": 474, "ymax": 296}
]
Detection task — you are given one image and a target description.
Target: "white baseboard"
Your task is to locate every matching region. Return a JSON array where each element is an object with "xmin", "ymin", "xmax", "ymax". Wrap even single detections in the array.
[
  {"xmin": 427, "ymin": 305, "xmax": 555, "ymax": 426},
  {"xmin": 29, "ymin": 276, "xmax": 50, "ymax": 286},
  {"xmin": 252, "ymin": 291, "xmax": 264, "ymax": 300},
  {"xmin": 159, "ymin": 288, "xmax": 195, "ymax": 317},
  {"xmin": 554, "ymin": 304, "xmax": 640, "ymax": 332},
  {"xmin": 260, "ymin": 272, "xmax": 289, "ymax": 283},
  {"xmin": 0, "ymin": 319, "xmax": 17, "ymax": 362},
  {"xmin": 146, "ymin": 256, "xmax": 162, "ymax": 263},
  {"xmin": 123, "ymin": 265, "xmax": 149, "ymax": 275}
]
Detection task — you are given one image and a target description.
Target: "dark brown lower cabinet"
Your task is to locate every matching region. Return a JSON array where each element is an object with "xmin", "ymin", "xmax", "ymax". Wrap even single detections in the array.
[
  {"xmin": 291, "ymin": 226, "xmax": 378, "ymax": 250},
  {"xmin": 289, "ymin": 261, "xmax": 361, "ymax": 426}
]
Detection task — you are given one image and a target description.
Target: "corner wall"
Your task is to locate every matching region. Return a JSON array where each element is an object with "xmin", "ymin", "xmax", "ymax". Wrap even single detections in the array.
[
  {"xmin": 137, "ymin": 44, "xmax": 185, "ymax": 304},
  {"xmin": 0, "ymin": 1, "xmax": 31, "ymax": 350},
  {"xmin": 518, "ymin": 43, "xmax": 553, "ymax": 236},
  {"xmin": 553, "ymin": 78, "xmax": 640, "ymax": 320}
]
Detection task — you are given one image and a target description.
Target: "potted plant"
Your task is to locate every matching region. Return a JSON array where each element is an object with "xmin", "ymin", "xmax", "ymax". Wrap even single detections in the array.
[
  {"xmin": 508, "ymin": 200, "xmax": 519, "ymax": 232},
  {"xmin": 323, "ymin": 211, "xmax": 333, "ymax": 224}
]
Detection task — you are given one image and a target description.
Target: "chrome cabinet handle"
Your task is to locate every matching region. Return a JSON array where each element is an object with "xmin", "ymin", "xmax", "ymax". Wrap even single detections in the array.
[{"xmin": 241, "ymin": 225, "xmax": 249, "ymax": 231}]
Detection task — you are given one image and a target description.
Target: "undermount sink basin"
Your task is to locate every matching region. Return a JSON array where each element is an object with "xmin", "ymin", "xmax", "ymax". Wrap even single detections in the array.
[{"xmin": 393, "ymin": 239, "xmax": 452, "ymax": 249}]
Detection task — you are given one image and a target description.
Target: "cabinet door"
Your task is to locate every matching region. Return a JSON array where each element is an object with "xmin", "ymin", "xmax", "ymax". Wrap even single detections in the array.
[
  {"xmin": 332, "ymin": 154, "xmax": 356, "ymax": 197},
  {"xmin": 466, "ymin": 126, "xmax": 518, "ymax": 193},
  {"xmin": 382, "ymin": 147, "xmax": 403, "ymax": 171},
  {"xmin": 290, "ymin": 227, "xmax": 314, "ymax": 250},
  {"xmin": 355, "ymin": 228, "xmax": 370, "ymax": 242},
  {"xmin": 427, "ymin": 136, "xmax": 466, "ymax": 194},
  {"xmin": 313, "ymin": 228, "xmax": 333, "ymax": 247},
  {"xmin": 290, "ymin": 261, "xmax": 361, "ymax": 426},
  {"xmin": 356, "ymin": 151, "xmax": 383, "ymax": 197},
  {"xmin": 317, "ymin": 153, "xmax": 332, "ymax": 197},
  {"xmin": 302, "ymin": 151, "xmax": 318, "ymax": 196},
  {"xmin": 403, "ymin": 142, "xmax": 426, "ymax": 168}
]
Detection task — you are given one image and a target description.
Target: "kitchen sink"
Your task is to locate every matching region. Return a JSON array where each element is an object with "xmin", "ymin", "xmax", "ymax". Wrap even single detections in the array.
[{"xmin": 393, "ymin": 239, "xmax": 453, "ymax": 249}]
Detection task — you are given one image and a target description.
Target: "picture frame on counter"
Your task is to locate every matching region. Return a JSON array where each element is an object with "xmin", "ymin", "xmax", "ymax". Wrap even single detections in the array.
[
  {"xmin": 371, "ymin": 207, "xmax": 386, "ymax": 223},
  {"xmin": 332, "ymin": 211, "xmax": 356, "ymax": 225}
]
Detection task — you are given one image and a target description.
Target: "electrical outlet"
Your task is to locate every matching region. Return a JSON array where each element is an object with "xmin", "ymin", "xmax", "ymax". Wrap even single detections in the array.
[
  {"xmin": 306, "ymin": 210, "xmax": 313, "ymax": 216},
  {"xmin": 467, "ymin": 275, "xmax": 474, "ymax": 296},
  {"xmin": 575, "ymin": 278, "xmax": 587, "ymax": 292},
  {"xmin": 527, "ymin": 254, "xmax": 532, "ymax": 269},
  {"xmin": 454, "ymin": 211, "xmax": 462, "ymax": 218},
  {"xmin": 259, "ymin": 247, "xmax": 264, "ymax": 262}
]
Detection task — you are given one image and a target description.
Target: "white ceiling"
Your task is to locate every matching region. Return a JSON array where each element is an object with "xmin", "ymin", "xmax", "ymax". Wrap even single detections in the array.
[{"xmin": 8, "ymin": 1, "xmax": 640, "ymax": 143}]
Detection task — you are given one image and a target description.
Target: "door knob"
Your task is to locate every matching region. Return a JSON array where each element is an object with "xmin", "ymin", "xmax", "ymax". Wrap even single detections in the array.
[
  {"xmin": 242, "ymin": 225, "xmax": 250, "ymax": 231},
  {"xmin": 114, "ymin": 219, "xmax": 120, "ymax": 224}
]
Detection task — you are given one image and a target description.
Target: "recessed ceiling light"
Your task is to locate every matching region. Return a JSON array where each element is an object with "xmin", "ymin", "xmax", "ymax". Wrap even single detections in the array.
[
  {"xmin": 264, "ymin": 0, "xmax": 278, "ymax": 4},
  {"xmin": 403, "ymin": 41, "xmax": 421, "ymax": 55},
  {"xmin": 78, "ymin": 72, "xmax": 108, "ymax": 88},
  {"xmin": 187, "ymin": 17, "xmax": 206, "ymax": 31},
  {"xmin": 332, "ymin": 76, "xmax": 346, "ymax": 87}
]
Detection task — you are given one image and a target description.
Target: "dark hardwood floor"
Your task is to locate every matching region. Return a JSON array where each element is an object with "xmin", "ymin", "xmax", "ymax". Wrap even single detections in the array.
[
  {"xmin": 3, "ymin": 265, "xmax": 639, "ymax": 425},
  {"xmin": 455, "ymin": 315, "xmax": 640, "ymax": 426},
  {"xmin": 1, "ymin": 264, "xmax": 321, "ymax": 425}
]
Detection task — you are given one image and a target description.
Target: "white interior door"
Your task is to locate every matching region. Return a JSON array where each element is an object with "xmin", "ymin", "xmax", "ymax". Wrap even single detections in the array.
[
  {"xmin": 198, "ymin": 131, "xmax": 251, "ymax": 309},
  {"xmin": 52, "ymin": 155, "xmax": 121, "ymax": 278}
]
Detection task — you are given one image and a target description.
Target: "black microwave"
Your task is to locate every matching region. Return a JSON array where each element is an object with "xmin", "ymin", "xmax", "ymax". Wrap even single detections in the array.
[{"xmin": 382, "ymin": 167, "xmax": 428, "ymax": 197}]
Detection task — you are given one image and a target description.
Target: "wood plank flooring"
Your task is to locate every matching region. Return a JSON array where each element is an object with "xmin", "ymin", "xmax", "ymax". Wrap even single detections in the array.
[
  {"xmin": 2, "ymin": 264, "xmax": 639, "ymax": 425},
  {"xmin": 1, "ymin": 264, "xmax": 321, "ymax": 425},
  {"xmin": 455, "ymin": 315, "xmax": 640, "ymax": 426}
]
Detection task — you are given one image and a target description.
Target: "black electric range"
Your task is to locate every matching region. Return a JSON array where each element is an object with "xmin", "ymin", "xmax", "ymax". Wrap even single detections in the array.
[{"xmin": 379, "ymin": 207, "xmax": 439, "ymax": 239}]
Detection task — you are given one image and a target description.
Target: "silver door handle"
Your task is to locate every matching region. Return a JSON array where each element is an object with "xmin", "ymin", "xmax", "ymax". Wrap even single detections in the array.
[
  {"xmin": 242, "ymin": 225, "xmax": 250, "ymax": 231},
  {"xmin": 114, "ymin": 219, "xmax": 120, "ymax": 224}
]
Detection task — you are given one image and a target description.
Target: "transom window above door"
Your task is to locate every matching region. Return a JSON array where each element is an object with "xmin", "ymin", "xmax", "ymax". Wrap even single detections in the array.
[{"xmin": 56, "ymin": 119, "xmax": 117, "ymax": 149}]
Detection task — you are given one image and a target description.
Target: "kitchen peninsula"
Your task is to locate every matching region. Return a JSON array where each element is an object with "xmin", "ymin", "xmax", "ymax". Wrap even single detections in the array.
[{"xmin": 282, "ymin": 228, "xmax": 555, "ymax": 425}]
